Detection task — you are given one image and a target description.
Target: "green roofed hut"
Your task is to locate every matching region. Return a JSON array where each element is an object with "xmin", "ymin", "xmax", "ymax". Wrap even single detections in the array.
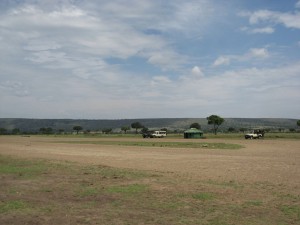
[{"xmin": 184, "ymin": 128, "xmax": 204, "ymax": 139}]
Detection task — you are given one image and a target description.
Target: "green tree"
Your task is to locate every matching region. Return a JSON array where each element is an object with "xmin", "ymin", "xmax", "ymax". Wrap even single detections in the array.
[
  {"xmin": 39, "ymin": 127, "xmax": 47, "ymax": 134},
  {"xmin": 46, "ymin": 127, "xmax": 53, "ymax": 134},
  {"xmin": 297, "ymin": 120, "xmax": 300, "ymax": 127},
  {"xmin": 102, "ymin": 128, "xmax": 112, "ymax": 134},
  {"xmin": 73, "ymin": 126, "xmax": 83, "ymax": 134},
  {"xmin": 207, "ymin": 115, "xmax": 225, "ymax": 135},
  {"xmin": 39, "ymin": 127, "xmax": 53, "ymax": 134},
  {"xmin": 0, "ymin": 128, "xmax": 7, "ymax": 135},
  {"xmin": 228, "ymin": 127, "xmax": 235, "ymax": 133},
  {"xmin": 239, "ymin": 128, "xmax": 246, "ymax": 133},
  {"xmin": 12, "ymin": 128, "xmax": 21, "ymax": 135},
  {"xmin": 141, "ymin": 127, "xmax": 149, "ymax": 133},
  {"xmin": 190, "ymin": 123, "xmax": 201, "ymax": 130},
  {"xmin": 121, "ymin": 126, "xmax": 130, "ymax": 134},
  {"xmin": 131, "ymin": 122, "xmax": 144, "ymax": 134}
]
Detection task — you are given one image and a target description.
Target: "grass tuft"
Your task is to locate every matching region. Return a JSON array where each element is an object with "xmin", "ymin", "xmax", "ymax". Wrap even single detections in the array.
[
  {"xmin": 77, "ymin": 187, "xmax": 100, "ymax": 197},
  {"xmin": 57, "ymin": 140, "xmax": 243, "ymax": 149},
  {"xmin": 0, "ymin": 200, "xmax": 28, "ymax": 213},
  {"xmin": 244, "ymin": 200, "xmax": 263, "ymax": 207},
  {"xmin": 280, "ymin": 205, "xmax": 300, "ymax": 220},
  {"xmin": 0, "ymin": 156, "xmax": 48, "ymax": 178},
  {"xmin": 107, "ymin": 184, "xmax": 148, "ymax": 195},
  {"xmin": 192, "ymin": 192, "xmax": 215, "ymax": 201},
  {"xmin": 0, "ymin": 153, "xmax": 299, "ymax": 225}
]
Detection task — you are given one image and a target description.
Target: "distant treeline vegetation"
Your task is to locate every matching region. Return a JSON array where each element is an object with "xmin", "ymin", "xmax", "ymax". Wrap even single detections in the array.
[{"xmin": 0, "ymin": 118, "xmax": 299, "ymax": 135}]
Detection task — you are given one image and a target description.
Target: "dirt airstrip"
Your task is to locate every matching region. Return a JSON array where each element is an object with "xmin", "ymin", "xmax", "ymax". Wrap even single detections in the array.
[{"xmin": 1, "ymin": 136, "xmax": 299, "ymax": 189}]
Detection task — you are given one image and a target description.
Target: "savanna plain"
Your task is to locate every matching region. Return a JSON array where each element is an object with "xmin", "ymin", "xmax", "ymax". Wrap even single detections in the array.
[{"xmin": 0, "ymin": 135, "xmax": 299, "ymax": 225}]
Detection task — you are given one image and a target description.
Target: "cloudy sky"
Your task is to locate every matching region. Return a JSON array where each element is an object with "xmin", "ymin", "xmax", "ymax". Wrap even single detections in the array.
[{"xmin": 0, "ymin": 0, "xmax": 300, "ymax": 119}]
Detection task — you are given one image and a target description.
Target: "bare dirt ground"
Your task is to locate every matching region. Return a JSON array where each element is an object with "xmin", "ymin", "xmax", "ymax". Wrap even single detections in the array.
[
  {"xmin": 1, "ymin": 136, "xmax": 299, "ymax": 188},
  {"xmin": 1, "ymin": 136, "xmax": 300, "ymax": 224}
]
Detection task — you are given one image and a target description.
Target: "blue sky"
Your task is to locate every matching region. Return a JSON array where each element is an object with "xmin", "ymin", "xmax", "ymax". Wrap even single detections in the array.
[{"xmin": 0, "ymin": 0, "xmax": 299, "ymax": 119}]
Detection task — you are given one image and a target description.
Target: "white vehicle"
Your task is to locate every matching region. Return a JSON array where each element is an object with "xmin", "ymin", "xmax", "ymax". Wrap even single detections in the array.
[
  {"xmin": 244, "ymin": 129, "xmax": 264, "ymax": 139},
  {"xmin": 143, "ymin": 130, "xmax": 167, "ymax": 138}
]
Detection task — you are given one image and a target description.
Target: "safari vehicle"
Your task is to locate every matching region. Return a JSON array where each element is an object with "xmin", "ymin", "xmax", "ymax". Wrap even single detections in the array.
[
  {"xmin": 244, "ymin": 129, "xmax": 264, "ymax": 139},
  {"xmin": 142, "ymin": 130, "xmax": 167, "ymax": 138}
]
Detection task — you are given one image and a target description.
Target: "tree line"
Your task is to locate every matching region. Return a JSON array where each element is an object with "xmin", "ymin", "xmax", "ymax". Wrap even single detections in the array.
[{"xmin": 1, "ymin": 117, "xmax": 300, "ymax": 135}]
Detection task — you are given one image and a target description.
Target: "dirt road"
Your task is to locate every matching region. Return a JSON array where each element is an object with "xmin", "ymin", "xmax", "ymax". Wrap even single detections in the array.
[{"xmin": 1, "ymin": 136, "xmax": 299, "ymax": 188}]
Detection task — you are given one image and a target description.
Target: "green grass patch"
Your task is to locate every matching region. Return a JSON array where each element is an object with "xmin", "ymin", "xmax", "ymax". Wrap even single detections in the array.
[
  {"xmin": 192, "ymin": 192, "xmax": 215, "ymax": 201},
  {"xmin": 196, "ymin": 132, "xmax": 300, "ymax": 140},
  {"xmin": 29, "ymin": 132, "xmax": 300, "ymax": 140},
  {"xmin": 244, "ymin": 200, "xmax": 263, "ymax": 207},
  {"xmin": 107, "ymin": 184, "xmax": 148, "ymax": 195},
  {"xmin": 280, "ymin": 205, "xmax": 300, "ymax": 220},
  {"xmin": 57, "ymin": 140, "xmax": 243, "ymax": 149},
  {"xmin": 264, "ymin": 133, "xmax": 300, "ymax": 139},
  {"xmin": 206, "ymin": 180, "xmax": 243, "ymax": 189},
  {"xmin": 77, "ymin": 187, "xmax": 100, "ymax": 197},
  {"xmin": 0, "ymin": 156, "xmax": 48, "ymax": 178},
  {"xmin": 157, "ymin": 201, "xmax": 185, "ymax": 210},
  {"xmin": 1, "ymin": 154, "xmax": 299, "ymax": 225},
  {"xmin": 81, "ymin": 165, "xmax": 150, "ymax": 179},
  {"xmin": 0, "ymin": 200, "xmax": 28, "ymax": 213}
]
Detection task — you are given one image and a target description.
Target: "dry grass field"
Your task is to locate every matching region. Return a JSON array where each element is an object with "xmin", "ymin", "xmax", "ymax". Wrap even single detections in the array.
[{"xmin": 0, "ymin": 136, "xmax": 299, "ymax": 224}]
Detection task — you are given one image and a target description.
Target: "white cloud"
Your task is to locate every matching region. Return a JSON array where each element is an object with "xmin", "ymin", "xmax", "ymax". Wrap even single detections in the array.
[
  {"xmin": 0, "ymin": 80, "xmax": 29, "ymax": 97},
  {"xmin": 213, "ymin": 48, "xmax": 269, "ymax": 67},
  {"xmin": 152, "ymin": 76, "xmax": 171, "ymax": 83},
  {"xmin": 3, "ymin": 5, "xmax": 95, "ymax": 29},
  {"xmin": 179, "ymin": 66, "xmax": 205, "ymax": 82},
  {"xmin": 213, "ymin": 56, "xmax": 231, "ymax": 67},
  {"xmin": 0, "ymin": 2, "xmax": 188, "ymax": 72},
  {"xmin": 147, "ymin": 50, "xmax": 186, "ymax": 71},
  {"xmin": 23, "ymin": 40, "xmax": 61, "ymax": 51},
  {"xmin": 251, "ymin": 27, "xmax": 274, "ymax": 34},
  {"xmin": 248, "ymin": 48, "xmax": 269, "ymax": 58},
  {"xmin": 242, "ymin": 26, "xmax": 275, "ymax": 34},
  {"xmin": 191, "ymin": 66, "xmax": 204, "ymax": 77},
  {"xmin": 246, "ymin": 10, "xmax": 300, "ymax": 29},
  {"xmin": 296, "ymin": 1, "xmax": 300, "ymax": 8},
  {"xmin": 162, "ymin": 1, "xmax": 215, "ymax": 32},
  {"xmin": 176, "ymin": 61, "xmax": 300, "ymax": 117},
  {"xmin": 0, "ymin": 1, "xmax": 299, "ymax": 119},
  {"xmin": 248, "ymin": 10, "xmax": 275, "ymax": 24}
]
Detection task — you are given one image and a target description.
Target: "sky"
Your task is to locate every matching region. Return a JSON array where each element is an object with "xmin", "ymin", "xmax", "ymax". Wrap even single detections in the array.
[{"xmin": 0, "ymin": 0, "xmax": 300, "ymax": 119}]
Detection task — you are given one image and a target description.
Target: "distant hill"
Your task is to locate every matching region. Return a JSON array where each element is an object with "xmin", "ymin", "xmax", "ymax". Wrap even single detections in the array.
[{"xmin": 0, "ymin": 118, "xmax": 298, "ymax": 133}]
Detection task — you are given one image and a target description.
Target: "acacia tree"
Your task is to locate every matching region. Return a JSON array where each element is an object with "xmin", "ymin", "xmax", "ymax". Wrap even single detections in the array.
[
  {"xmin": 207, "ymin": 115, "xmax": 225, "ymax": 135},
  {"xmin": 228, "ymin": 127, "xmax": 235, "ymax": 133},
  {"xmin": 39, "ymin": 127, "xmax": 53, "ymax": 134},
  {"xmin": 102, "ymin": 128, "xmax": 112, "ymax": 134},
  {"xmin": 239, "ymin": 128, "xmax": 246, "ymax": 133},
  {"xmin": 73, "ymin": 126, "xmax": 83, "ymax": 134},
  {"xmin": 12, "ymin": 128, "xmax": 21, "ymax": 135},
  {"xmin": 141, "ymin": 127, "xmax": 149, "ymax": 133},
  {"xmin": 121, "ymin": 126, "xmax": 130, "ymax": 134},
  {"xmin": 131, "ymin": 122, "xmax": 144, "ymax": 134},
  {"xmin": 39, "ymin": 127, "xmax": 46, "ymax": 134},
  {"xmin": 0, "ymin": 128, "xmax": 7, "ymax": 135},
  {"xmin": 190, "ymin": 123, "xmax": 201, "ymax": 130}
]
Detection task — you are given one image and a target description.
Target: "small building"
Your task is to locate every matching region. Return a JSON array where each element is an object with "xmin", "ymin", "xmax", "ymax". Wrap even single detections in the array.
[{"xmin": 184, "ymin": 128, "xmax": 204, "ymax": 139}]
